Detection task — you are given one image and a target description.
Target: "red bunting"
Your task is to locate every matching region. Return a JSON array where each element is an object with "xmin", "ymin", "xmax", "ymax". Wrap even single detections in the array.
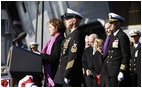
[
  {"xmin": 1, "ymin": 80, "xmax": 8, "ymax": 87},
  {"xmin": 96, "ymin": 74, "xmax": 100, "ymax": 85},
  {"xmin": 21, "ymin": 77, "xmax": 33, "ymax": 87}
]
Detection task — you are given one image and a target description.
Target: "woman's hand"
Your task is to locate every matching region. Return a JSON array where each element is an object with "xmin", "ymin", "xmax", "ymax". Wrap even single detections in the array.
[{"xmin": 32, "ymin": 50, "xmax": 40, "ymax": 55}]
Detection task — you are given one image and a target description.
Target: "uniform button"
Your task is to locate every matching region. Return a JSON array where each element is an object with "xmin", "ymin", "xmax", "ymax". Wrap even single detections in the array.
[
  {"xmin": 107, "ymin": 61, "xmax": 109, "ymax": 63},
  {"xmin": 110, "ymin": 62, "xmax": 111, "ymax": 64},
  {"xmin": 108, "ymin": 50, "xmax": 110, "ymax": 52},
  {"xmin": 134, "ymin": 68, "xmax": 136, "ymax": 70},
  {"xmin": 130, "ymin": 59, "xmax": 132, "ymax": 61},
  {"xmin": 134, "ymin": 64, "xmax": 136, "ymax": 66},
  {"xmin": 111, "ymin": 56, "xmax": 112, "ymax": 58},
  {"xmin": 134, "ymin": 59, "xmax": 136, "ymax": 61},
  {"xmin": 111, "ymin": 50, "xmax": 113, "ymax": 53},
  {"xmin": 129, "ymin": 68, "xmax": 131, "ymax": 71},
  {"xmin": 108, "ymin": 56, "xmax": 109, "ymax": 58},
  {"xmin": 129, "ymin": 64, "xmax": 131, "ymax": 66}
]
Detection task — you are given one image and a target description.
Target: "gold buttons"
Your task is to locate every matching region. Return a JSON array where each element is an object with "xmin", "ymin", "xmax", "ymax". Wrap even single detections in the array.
[
  {"xmin": 107, "ymin": 61, "xmax": 109, "ymax": 63},
  {"xmin": 58, "ymin": 65, "xmax": 60, "ymax": 68},
  {"xmin": 134, "ymin": 64, "xmax": 136, "ymax": 66},
  {"xmin": 111, "ymin": 50, "xmax": 113, "ymax": 53},
  {"xmin": 129, "ymin": 64, "xmax": 131, "ymax": 66},
  {"xmin": 110, "ymin": 62, "xmax": 111, "ymax": 64},
  {"xmin": 108, "ymin": 56, "xmax": 109, "ymax": 58},
  {"xmin": 134, "ymin": 59, "xmax": 136, "ymax": 61},
  {"xmin": 108, "ymin": 50, "xmax": 110, "ymax": 52},
  {"xmin": 134, "ymin": 68, "xmax": 136, "ymax": 70},
  {"xmin": 111, "ymin": 56, "xmax": 112, "ymax": 58},
  {"xmin": 129, "ymin": 68, "xmax": 131, "ymax": 71}
]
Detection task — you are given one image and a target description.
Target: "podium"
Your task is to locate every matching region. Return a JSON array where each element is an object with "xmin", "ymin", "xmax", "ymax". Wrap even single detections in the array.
[{"xmin": 7, "ymin": 46, "xmax": 42, "ymax": 78}]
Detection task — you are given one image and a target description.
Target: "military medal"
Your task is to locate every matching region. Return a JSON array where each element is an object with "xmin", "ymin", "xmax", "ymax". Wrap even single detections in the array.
[
  {"xmin": 71, "ymin": 43, "xmax": 77, "ymax": 53},
  {"xmin": 63, "ymin": 38, "xmax": 71, "ymax": 55},
  {"xmin": 64, "ymin": 38, "xmax": 71, "ymax": 49},
  {"xmin": 112, "ymin": 39, "xmax": 119, "ymax": 48}
]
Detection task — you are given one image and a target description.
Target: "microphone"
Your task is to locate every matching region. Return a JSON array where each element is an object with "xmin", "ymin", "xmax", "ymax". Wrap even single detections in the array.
[{"xmin": 12, "ymin": 32, "xmax": 27, "ymax": 46}]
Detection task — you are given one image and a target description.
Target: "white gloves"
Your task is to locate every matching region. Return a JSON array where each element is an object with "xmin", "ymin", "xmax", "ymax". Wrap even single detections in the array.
[
  {"xmin": 117, "ymin": 72, "xmax": 124, "ymax": 81},
  {"xmin": 25, "ymin": 83, "xmax": 38, "ymax": 87},
  {"xmin": 86, "ymin": 69, "xmax": 92, "ymax": 76},
  {"xmin": 64, "ymin": 78, "xmax": 70, "ymax": 84}
]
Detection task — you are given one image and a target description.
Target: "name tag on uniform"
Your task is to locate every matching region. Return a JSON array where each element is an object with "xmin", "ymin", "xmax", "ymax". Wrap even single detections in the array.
[
  {"xmin": 112, "ymin": 39, "xmax": 119, "ymax": 48},
  {"xmin": 135, "ymin": 50, "xmax": 139, "ymax": 57}
]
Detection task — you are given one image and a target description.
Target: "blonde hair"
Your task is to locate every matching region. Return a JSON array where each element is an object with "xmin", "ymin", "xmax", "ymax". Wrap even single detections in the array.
[{"xmin": 93, "ymin": 39, "xmax": 104, "ymax": 49}]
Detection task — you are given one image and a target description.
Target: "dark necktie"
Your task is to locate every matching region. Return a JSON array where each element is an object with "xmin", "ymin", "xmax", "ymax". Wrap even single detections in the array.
[{"xmin": 103, "ymin": 36, "xmax": 110, "ymax": 54}]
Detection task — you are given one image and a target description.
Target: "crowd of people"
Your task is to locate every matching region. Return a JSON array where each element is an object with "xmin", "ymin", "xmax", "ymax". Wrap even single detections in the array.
[{"xmin": 7, "ymin": 8, "xmax": 141, "ymax": 87}]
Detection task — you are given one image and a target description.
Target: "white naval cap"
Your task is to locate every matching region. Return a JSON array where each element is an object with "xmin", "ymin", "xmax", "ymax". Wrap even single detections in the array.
[
  {"xmin": 108, "ymin": 12, "xmax": 125, "ymax": 23},
  {"xmin": 61, "ymin": 8, "xmax": 83, "ymax": 20},
  {"xmin": 129, "ymin": 30, "xmax": 141, "ymax": 37},
  {"xmin": 29, "ymin": 42, "xmax": 39, "ymax": 48}
]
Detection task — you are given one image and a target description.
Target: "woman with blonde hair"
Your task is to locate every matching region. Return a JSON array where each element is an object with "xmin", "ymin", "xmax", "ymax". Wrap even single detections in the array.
[
  {"xmin": 90, "ymin": 38, "xmax": 104, "ymax": 86},
  {"xmin": 94, "ymin": 39, "xmax": 104, "ymax": 55}
]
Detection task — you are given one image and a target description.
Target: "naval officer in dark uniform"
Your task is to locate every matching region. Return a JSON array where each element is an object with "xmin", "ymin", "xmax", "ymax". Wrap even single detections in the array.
[
  {"xmin": 54, "ymin": 8, "xmax": 85, "ymax": 87},
  {"xmin": 128, "ymin": 30, "xmax": 141, "ymax": 87},
  {"xmin": 103, "ymin": 13, "xmax": 131, "ymax": 87}
]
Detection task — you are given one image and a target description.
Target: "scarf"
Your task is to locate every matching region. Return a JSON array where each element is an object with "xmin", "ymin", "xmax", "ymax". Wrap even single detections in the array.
[
  {"xmin": 103, "ymin": 36, "xmax": 110, "ymax": 54},
  {"xmin": 42, "ymin": 33, "xmax": 60, "ymax": 87}
]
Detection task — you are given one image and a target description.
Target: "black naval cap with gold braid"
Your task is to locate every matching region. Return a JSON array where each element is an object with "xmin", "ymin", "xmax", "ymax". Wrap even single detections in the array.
[{"xmin": 129, "ymin": 29, "xmax": 141, "ymax": 37}]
